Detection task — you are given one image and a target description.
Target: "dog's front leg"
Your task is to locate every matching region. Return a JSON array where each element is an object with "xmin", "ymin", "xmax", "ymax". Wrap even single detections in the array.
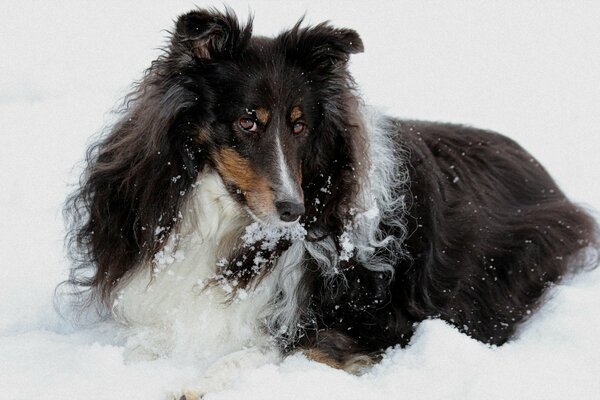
[{"xmin": 172, "ymin": 346, "xmax": 281, "ymax": 399}]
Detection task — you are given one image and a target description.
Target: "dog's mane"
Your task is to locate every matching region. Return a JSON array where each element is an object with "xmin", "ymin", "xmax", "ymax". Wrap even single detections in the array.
[
  {"xmin": 62, "ymin": 8, "xmax": 248, "ymax": 309},
  {"xmin": 259, "ymin": 104, "xmax": 412, "ymax": 345}
]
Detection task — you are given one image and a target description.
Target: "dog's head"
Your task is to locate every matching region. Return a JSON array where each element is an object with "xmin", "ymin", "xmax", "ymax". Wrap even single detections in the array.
[
  {"xmin": 171, "ymin": 9, "xmax": 364, "ymax": 225},
  {"xmin": 67, "ymin": 8, "xmax": 367, "ymax": 302}
]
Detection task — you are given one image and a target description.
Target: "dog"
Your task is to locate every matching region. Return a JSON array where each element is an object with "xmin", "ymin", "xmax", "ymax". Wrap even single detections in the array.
[{"xmin": 65, "ymin": 7, "xmax": 598, "ymax": 385}]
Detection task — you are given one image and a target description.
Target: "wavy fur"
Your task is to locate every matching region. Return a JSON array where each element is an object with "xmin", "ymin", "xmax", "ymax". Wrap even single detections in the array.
[{"xmin": 62, "ymin": 8, "xmax": 599, "ymax": 370}]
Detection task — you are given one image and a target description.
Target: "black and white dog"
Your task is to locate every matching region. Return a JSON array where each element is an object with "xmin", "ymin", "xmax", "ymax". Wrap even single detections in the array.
[{"xmin": 65, "ymin": 7, "xmax": 598, "ymax": 384}]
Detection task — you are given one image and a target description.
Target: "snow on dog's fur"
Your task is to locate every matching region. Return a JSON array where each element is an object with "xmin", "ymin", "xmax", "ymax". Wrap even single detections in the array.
[{"xmin": 63, "ymin": 7, "xmax": 599, "ymax": 392}]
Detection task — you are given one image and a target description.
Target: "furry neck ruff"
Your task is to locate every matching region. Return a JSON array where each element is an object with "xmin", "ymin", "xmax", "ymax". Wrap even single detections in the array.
[{"xmin": 112, "ymin": 105, "xmax": 403, "ymax": 365}]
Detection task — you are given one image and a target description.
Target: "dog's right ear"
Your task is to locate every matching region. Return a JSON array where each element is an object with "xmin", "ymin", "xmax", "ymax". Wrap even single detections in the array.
[{"xmin": 174, "ymin": 8, "xmax": 252, "ymax": 60}]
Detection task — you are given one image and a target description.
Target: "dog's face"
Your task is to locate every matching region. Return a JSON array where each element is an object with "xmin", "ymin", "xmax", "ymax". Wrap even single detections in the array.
[
  {"xmin": 174, "ymin": 10, "xmax": 363, "ymax": 225},
  {"xmin": 207, "ymin": 53, "xmax": 317, "ymax": 225}
]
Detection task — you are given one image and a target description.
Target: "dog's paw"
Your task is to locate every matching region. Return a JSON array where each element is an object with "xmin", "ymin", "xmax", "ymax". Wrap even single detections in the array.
[{"xmin": 168, "ymin": 389, "xmax": 203, "ymax": 400}]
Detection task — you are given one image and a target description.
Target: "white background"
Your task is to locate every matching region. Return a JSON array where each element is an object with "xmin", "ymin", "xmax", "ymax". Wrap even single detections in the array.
[{"xmin": 1, "ymin": 1, "xmax": 599, "ymax": 399}]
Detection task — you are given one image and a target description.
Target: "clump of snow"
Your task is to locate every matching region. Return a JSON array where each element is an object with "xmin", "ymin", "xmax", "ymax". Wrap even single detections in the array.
[
  {"xmin": 240, "ymin": 221, "xmax": 306, "ymax": 273},
  {"xmin": 359, "ymin": 207, "xmax": 380, "ymax": 221},
  {"xmin": 153, "ymin": 246, "xmax": 185, "ymax": 269},
  {"xmin": 320, "ymin": 175, "xmax": 332, "ymax": 194},
  {"xmin": 251, "ymin": 253, "xmax": 269, "ymax": 268},
  {"xmin": 339, "ymin": 230, "xmax": 355, "ymax": 261},
  {"xmin": 242, "ymin": 222, "xmax": 307, "ymax": 251},
  {"xmin": 152, "ymin": 235, "xmax": 185, "ymax": 275}
]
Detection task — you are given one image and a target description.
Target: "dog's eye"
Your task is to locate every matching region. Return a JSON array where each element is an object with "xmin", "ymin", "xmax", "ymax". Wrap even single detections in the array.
[
  {"xmin": 292, "ymin": 121, "xmax": 306, "ymax": 135},
  {"xmin": 239, "ymin": 117, "xmax": 257, "ymax": 132}
]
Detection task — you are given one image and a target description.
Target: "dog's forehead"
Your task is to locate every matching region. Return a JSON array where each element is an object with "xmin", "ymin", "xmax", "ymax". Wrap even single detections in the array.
[
  {"xmin": 246, "ymin": 35, "xmax": 284, "ymax": 57},
  {"xmin": 240, "ymin": 37, "xmax": 309, "ymax": 98},
  {"xmin": 244, "ymin": 77, "xmax": 307, "ymax": 113}
]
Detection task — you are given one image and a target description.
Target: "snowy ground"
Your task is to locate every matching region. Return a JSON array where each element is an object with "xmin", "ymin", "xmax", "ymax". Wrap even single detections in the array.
[{"xmin": 1, "ymin": 1, "xmax": 600, "ymax": 399}]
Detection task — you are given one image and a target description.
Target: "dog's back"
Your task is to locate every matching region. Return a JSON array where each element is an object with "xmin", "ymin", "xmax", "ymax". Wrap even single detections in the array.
[
  {"xmin": 400, "ymin": 122, "xmax": 597, "ymax": 341},
  {"xmin": 299, "ymin": 120, "xmax": 598, "ymax": 361}
]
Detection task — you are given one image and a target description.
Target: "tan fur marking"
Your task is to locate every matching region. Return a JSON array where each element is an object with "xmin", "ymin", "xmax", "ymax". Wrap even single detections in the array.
[
  {"xmin": 213, "ymin": 148, "xmax": 275, "ymax": 217},
  {"xmin": 192, "ymin": 39, "xmax": 211, "ymax": 59},
  {"xmin": 179, "ymin": 390, "xmax": 200, "ymax": 400},
  {"xmin": 296, "ymin": 161, "xmax": 303, "ymax": 188},
  {"xmin": 255, "ymin": 107, "xmax": 270, "ymax": 125},
  {"xmin": 303, "ymin": 349, "xmax": 343, "ymax": 369},
  {"xmin": 303, "ymin": 349, "xmax": 377, "ymax": 374},
  {"xmin": 195, "ymin": 128, "xmax": 210, "ymax": 143},
  {"xmin": 290, "ymin": 106, "xmax": 302, "ymax": 121},
  {"xmin": 213, "ymin": 148, "xmax": 254, "ymax": 191}
]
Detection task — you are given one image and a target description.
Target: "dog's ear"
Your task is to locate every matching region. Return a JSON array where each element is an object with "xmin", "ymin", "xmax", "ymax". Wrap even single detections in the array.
[
  {"xmin": 174, "ymin": 8, "xmax": 252, "ymax": 60},
  {"xmin": 280, "ymin": 21, "xmax": 364, "ymax": 71}
]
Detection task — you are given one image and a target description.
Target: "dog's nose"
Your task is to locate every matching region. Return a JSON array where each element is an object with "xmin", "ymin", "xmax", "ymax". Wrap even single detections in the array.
[{"xmin": 275, "ymin": 201, "xmax": 305, "ymax": 222}]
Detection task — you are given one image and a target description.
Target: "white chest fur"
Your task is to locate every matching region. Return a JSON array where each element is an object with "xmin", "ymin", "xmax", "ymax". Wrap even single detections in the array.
[
  {"xmin": 110, "ymin": 106, "xmax": 400, "ymax": 368},
  {"xmin": 112, "ymin": 172, "xmax": 280, "ymax": 366}
]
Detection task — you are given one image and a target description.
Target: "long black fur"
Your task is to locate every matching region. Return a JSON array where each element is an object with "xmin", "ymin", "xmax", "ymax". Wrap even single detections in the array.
[
  {"xmin": 63, "ymin": 8, "xmax": 599, "ymax": 365},
  {"xmin": 298, "ymin": 122, "xmax": 598, "ymax": 363}
]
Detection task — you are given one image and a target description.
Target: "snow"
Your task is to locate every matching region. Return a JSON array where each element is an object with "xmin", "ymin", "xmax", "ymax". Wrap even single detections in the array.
[
  {"xmin": 339, "ymin": 230, "xmax": 356, "ymax": 261},
  {"xmin": 242, "ymin": 222, "xmax": 307, "ymax": 251},
  {"xmin": 1, "ymin": 1, "xmax": 600, "ymax": 399}
]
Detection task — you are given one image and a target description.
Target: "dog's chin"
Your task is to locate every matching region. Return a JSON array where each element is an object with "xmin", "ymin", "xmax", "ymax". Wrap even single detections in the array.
[{"xmin": 243, "ymin": 206, "xmax": 301, "ymax": 228}]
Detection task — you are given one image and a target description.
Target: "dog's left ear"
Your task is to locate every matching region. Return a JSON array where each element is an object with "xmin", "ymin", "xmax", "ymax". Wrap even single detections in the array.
[
  {"xmin": 280, "ymin": 21, "xmax": 364, "ymax": 71},
  {"xmin": 174, "ymin": 8, "xmax": 252, "ymax": 60}
]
